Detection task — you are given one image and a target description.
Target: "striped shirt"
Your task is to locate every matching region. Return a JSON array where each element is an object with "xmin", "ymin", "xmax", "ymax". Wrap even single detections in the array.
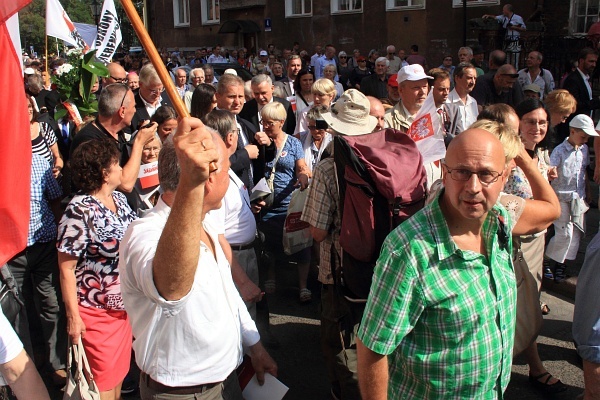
[
  {"xmin": 358, "ymin": 191, "xmax": 516, "ymax": 399},
  {"xmin": 31, "ymin": 122, "xmax": 57, "ymax": 166}
]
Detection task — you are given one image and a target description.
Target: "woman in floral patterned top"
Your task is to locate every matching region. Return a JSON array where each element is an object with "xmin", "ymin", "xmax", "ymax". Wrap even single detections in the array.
[{"xmin": 57, "ymin": 139, "xmax": 137, "ymax": 399}]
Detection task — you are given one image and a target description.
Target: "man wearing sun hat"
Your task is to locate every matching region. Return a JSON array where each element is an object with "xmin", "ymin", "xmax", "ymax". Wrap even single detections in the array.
[
  {"xmin": 384, "ymin": 64, "xmax": 432, "ymax": 132},
  {"xmin": 301, "ymin": 89, "xmax": 377, "ymax": 400}
]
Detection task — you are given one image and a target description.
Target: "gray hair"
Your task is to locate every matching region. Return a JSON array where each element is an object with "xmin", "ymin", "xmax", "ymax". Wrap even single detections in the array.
[
  {"xmin": 98, "ymin": 83, "xmax": 131, "ymax": 117},
  {"xmin": 203, "ymin": 109, "xmax": 236, "ymax": 140},
  {"xmin": 306, "ymin": 104, "xmax": 328, "ymax": 121},
  {"xmin": 250, "ymin": 73, "xmax": 272, "ymax": 86},
  {"xmin": 139, "ymin": 63, "xmax": 160, "ymax": 85},
  {"xmin": 158, "ymin": 128, "xmax": 222, "ymax": 192},
  {"xmin": 27, "ymin": 74, "xmax": 43, "ymax": 94},
  {"xmin": 458, "ymin": 47, "xmax": 473, "ymax": 57},
  {"xmin": 191, "ymin": 68, "xmax": 205, "ymax": 78},
  {"xmin": 375, "ymin": 57, "xmax": 390, "ymax": 67}
]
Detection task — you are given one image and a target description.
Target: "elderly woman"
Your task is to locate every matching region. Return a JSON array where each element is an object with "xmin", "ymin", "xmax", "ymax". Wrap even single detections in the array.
[
  {"xmin": 57, "ymin": 139, "xmax": 137, "ymax": 400},
  {"xmin": 134, "ymin": 134, "xmax": 162, "ymax": 210},
  {"xmin": 294, "ymin": 78, "xmax": 337, "ymax": 136},
  {"xmin": 28, "ymin": 95, "xmax": 63, "ymax": 178},
  {"xmin": 296, "ymin": 105, "xmax": 332, "ymax": 174},
  {"xmin": 322, "ymin": 64, "xmax": 344, "ymax": 100},
  {"xmin": 258, "ymin": 102, "xmax": 312, "ymax": 302}
]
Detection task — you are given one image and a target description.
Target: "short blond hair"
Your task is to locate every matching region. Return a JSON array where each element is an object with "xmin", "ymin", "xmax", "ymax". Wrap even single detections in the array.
[
  {"xmin": 470, "ymin": 119, "xmax": 522, "ymax": 164},
  {"xmin": 260, "ymin": 101, "xmax": 287, "ymax": 122},
  {"xmin": 545, "ymin": 89, "xmax": 577, "ymax": 116},
  {"xmin": 311, "ymin": 78, "xmax": 336, "ymax": 96}
]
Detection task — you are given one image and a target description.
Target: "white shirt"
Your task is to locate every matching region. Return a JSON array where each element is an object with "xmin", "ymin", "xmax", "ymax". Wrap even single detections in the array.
[
  {"xmin": 141, "ymin": 94, "xmax": 162, "ymax": 119},
  {"xmin": 517, "ymin": 68, "xmax": 555, "ymax": 99},
  {"xmin": 578, "ymin": 68, "xmax": 593, "ymax": 100},
  {"xmin": 445, "ymin": 89, "xmax": 479, "ymax": 136},
  {"xmin": 0, "ymin": 310, "xmax": 23, "ymax": 386},
  {"xmin": 209, "ymin": 170, "xmax": 256, "ymax": 245},
  {"xmin": 119, "ymin": 198, "xmax": 260, "ymax": 386}
]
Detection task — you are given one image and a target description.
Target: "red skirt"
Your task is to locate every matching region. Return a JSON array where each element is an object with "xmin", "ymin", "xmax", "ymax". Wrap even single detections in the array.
[{"xmin": 78, "ymin": 305, "xmax": 132, "ymax": 391}]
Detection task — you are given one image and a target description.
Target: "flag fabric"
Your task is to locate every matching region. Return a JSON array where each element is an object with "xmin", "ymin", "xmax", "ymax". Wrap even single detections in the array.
[
  {"xmin": 0, "ymin": 0, "xmax": 31, "ymax": 24},
  {"xmin": 0, "ymin": 12, "xmax": 32, "ymax": 265},
  {"xmin": 407, "ymin": 91, "xmax": 446, "ymax": 165},
  {"xmin": 92, "ymin": 0, "xmax": 122, "ymax": 64},
  {"xmin": 46, "ymin": 0, "xmax": 89, "ymax": 50}
]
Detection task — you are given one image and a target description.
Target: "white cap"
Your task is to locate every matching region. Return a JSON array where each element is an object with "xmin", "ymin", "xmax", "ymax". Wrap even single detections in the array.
[
  {"xmin": 570, "ymin": 114, "xmax": 599, "ymax": 137},
  {"xmin": 223, "ymin": 68, "xmax": 238, "ymax": 76},
  {"xmin": 397, "ymin": 64, "xmax": 432, "ymax": 84},
  {"xmin": 24, "ymin": 67, "xmax": 36, "ymax": 75},
  {"xmin": 259, "ymin": 50, "xmax": 268, "ymax": 56}
]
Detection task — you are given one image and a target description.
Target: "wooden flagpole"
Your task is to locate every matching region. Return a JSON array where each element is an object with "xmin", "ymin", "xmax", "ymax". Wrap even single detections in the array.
[
  {"xmin": 119, "ymin": 0, "xmax": 188, "ymax": 118},
  {"xmin": 119, "ymin": 0, "xmax": 217, "ymax": 171}
]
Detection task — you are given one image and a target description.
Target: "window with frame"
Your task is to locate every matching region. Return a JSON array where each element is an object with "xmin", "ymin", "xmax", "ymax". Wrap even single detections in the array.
[
  {"xmin": 331, "ymin": 0, "xmax": 362, "ymax": 14},
  {"xmin": 202, "ymin": 0, "xmax": 220, "ymax": 25},
  {"xmin": 386, "ymin": 0, "xmax": 425, "ymax": 10},
  {"xmin": 571, "ymin": 0, "xmax": 600, "ymax": 34},
  {"xmin": 173, "ymin": 0, "xmax": 189, "ymax": 27},
  {"xmin": 286, "ymin": 0, "xmax": 312, "ymax": 17},
  {"xmin": 452, "ymin": 0, "xmax": 499, "ymax": 7}
]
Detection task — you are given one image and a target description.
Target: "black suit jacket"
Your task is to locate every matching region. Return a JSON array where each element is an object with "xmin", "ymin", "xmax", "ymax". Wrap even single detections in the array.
[
  {"xmin": 559, "ymin": 70, "xmax": 600, "ymax": 141},
  {"xmin": 128, "ymin": 92, "xmax": 175, "ymax": 134},
  {"xmin": 230, "ymin": 117, "xmax": 275, "ymax": 190},
  {"xmin": 239, "ymin": 97, "xmax": 296, "ymax": 136}
]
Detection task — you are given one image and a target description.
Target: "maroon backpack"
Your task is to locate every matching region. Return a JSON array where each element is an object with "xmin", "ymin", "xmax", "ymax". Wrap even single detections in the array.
[{"xmin": 333, "ymin": 128, "xmax": 427, "ymax": 300}]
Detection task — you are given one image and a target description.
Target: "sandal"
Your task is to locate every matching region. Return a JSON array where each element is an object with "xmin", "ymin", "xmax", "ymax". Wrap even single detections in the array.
[
  {"xmin": 540, "ymin": 301, "xmax": 550, "ymax": 315},
  {"xmin": 264, "ymin": 280, "xmax": 276, "ymax": 294},
  {"xmin": 528, "ymin": 372, "xmax": 568, "ymax": 394},
  {"xmin": 299, "ymin": 288, "xmax": 312, "ymax": 303}
]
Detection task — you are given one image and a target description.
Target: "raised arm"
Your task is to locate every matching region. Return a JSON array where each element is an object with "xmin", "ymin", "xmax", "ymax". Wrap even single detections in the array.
[
  {"xmin": 512, "ymin": 147, "xmax": 560, "ymax": 235},
  {"xmin": 152, "ymin": 118, "xmax": 218, "ymax": 300},
  {"xmin": 119, "ymin": 122, "xmax": 157, "ymax": 192}
]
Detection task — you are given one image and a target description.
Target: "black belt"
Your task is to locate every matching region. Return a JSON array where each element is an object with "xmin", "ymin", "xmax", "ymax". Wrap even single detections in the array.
[
  {"xmin": 230, "ymin": 240, "xmax": 256, "ymax": 251},
  {"xmin": 140, "ymin": 371, "xmax": 220, "ymax": 395}
]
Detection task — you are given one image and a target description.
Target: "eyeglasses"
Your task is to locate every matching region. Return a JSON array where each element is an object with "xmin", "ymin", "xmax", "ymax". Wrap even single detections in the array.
[
  {"xmin": 148, "ymin": 87, "xmax": 165, "ymax": 95},
  {"xmin": 191, "ymin": 76, "xmax": 204, "ymax": 80},
  {"xmin": 106, "ymin": 83, "xmax": 130, "ymax": 109},
  {"xmin": 308, "ymin": 125, "xmax": 327, "ymax": 130},
  {"xmin": 110, "ymin": 76, "xmax": 128, "ymax": 83},
  {"xmin": 339, "ymin": 56, "xmax": 347, "ymax": 59},
  {"xmin": 142, "ymin": 146, "xmax": 160, "ymax": 153},
  {"xmin": 444, "ymin": 165, "xmax": 503, "ymax": 185},
  {"xmin": 260, "ymin": 120, "xmax": 280, "ymax": 128},
  {"xmin": 522, "ymin": 118, "xmax": 548, "ymax": 127}
]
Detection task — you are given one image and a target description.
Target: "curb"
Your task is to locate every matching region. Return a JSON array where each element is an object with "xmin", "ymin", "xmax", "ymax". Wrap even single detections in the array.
[{"xmin": 542, "ymin": 276, "xmax": 577, "ymax": 301}]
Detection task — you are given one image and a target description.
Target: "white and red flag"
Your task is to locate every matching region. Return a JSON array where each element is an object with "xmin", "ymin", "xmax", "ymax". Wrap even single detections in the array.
[
  {"xmin": 92, "ymin": 0, "xmax": 122, "ymax": 64},
  {"xmin": 407, "ymin": 91, "xmax": 446, "ymax": 165},
  {"xmin": 0, "ymin": 1, "xmax": 32, "ymax": 265},
  {"xmin": 46, "ymin": 0, "xmax": 89, "ymax": 50}
]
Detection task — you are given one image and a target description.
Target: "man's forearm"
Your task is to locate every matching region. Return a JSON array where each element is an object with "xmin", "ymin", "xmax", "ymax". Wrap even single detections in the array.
[
  {"xmin": 153, "ymin": 183, "xmax": 205, "ymax": 300},
  {"xmin": 119, "ymin": 139, "xmax": 145, "ymax": 192},
  {"xmin": 357, "ymin": 339, "xmax": 389, "ymax": 400}
]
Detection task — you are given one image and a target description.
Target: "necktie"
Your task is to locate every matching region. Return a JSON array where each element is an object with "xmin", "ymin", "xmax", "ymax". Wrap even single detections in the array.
[{"xmin": 61, "ymin": 122, "xmax": 69, "ymax": 143}]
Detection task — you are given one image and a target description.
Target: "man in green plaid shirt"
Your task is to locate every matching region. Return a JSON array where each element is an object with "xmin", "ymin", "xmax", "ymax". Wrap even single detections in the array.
[{"xmin": 357, "ymin": 129, "xmax": 517, "ymax": 399}]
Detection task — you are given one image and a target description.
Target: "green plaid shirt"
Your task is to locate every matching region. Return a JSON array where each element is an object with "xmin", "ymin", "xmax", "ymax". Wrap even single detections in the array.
[{"xmin": 358, "ymin": 192, "xmax": 516, "ymax": 399}]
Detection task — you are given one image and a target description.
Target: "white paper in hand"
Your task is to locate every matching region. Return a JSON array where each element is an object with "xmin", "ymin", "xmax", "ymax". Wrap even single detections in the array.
[
  {"xmin": 242, "ymin": 373, "xmax": 288, "ymax": 400},
  {"xmin": 250, "ymin": 177, "xmax": 272, "ymax": 202}
]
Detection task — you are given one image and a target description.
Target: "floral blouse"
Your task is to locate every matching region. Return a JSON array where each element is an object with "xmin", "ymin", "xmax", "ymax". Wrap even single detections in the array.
[
  {"xmin": 504, "ymin": 148, "xmax": 550, "ymax": 200},
  {"xmin": 57, "ymin": 192, "xmax": 137, "ymax": 310}
]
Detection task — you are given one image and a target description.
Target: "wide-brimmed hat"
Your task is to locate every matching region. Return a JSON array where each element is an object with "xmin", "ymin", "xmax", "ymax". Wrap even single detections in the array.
[
  {"xmin": 397, "ymin": 64, "xmax": 433, "ymax": 83},
  {"xmin": 320, "ymin": 89, "xmax": 378, "ymax": 136},
  {"xmin": 570, "ymin": 114, "xmax": 599, "ymax": 136}
]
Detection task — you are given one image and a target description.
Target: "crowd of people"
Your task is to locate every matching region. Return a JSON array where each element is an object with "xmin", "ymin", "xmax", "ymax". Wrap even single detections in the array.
[{"xmin": 3, "ymin": 3, "xmax": 600, "ymax": 398}]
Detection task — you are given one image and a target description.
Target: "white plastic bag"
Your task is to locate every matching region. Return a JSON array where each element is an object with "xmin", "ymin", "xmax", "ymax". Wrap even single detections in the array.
[{"xmin": 283, "ymin": 189, "xmax": 313, "ymax": 255}]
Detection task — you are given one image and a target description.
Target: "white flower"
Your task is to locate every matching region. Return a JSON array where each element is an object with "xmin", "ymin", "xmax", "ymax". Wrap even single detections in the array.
[
  {"xmin": 66, "ymin": 48, "xmax": 82, "ymax": 57},
  {"xmin": 56, "ymin": 63, "xmax": 74, "ymax": 76}
]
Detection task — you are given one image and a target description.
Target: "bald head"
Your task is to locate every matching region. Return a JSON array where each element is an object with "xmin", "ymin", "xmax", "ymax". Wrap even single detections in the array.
[
  {"xmin": 105, "ymin": 62, "xmax": 127, "ymax": 84},
  {"xmin": 493, "ymin": 64, "xmax": 518, "ymax": 93},
  {"xmin": 367, "ymin": 96, "xmax": 385, "ymax": 131},
  {"xmin": 446, "ymin": 129, "xmax": 506, "ymax": 169}
]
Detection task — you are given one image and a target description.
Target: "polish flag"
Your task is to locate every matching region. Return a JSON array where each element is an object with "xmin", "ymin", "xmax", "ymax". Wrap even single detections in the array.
[
  {"xmin": 46, "ymin": 0, "xmax": 89, "ymax": 50},
  {"xmin": 407, "ymin": 91, "xmax": 446, "ymax": 165},
  {"xmin": 0, "ymin": 1, "xmax": 32, "ymax": 265}
]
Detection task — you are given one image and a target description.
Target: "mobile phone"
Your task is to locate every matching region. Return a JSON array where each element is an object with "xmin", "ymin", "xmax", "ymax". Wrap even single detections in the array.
[
  {"xmin": 315, "ymin": 119, "xmax": 328, "ymax": 130},
  {"xmin": 138, "ymin": 121, "xmax": 154, "ymax": 130}
]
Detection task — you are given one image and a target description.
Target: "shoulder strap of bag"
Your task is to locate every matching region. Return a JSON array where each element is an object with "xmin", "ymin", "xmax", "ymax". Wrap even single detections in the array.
[{"xmin": 270, "ymin": 135, "xmax": 289, "ymax": 177}]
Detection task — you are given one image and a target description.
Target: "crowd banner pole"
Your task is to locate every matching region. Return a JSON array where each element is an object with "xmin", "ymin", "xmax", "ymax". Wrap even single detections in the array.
[
  {"xmin": 119, "ymin": 0, "xmax": 188, "ymax": 118},
  {"xmin": 119, "ymin": 0, "xmax": 217, "ymax": 172}
]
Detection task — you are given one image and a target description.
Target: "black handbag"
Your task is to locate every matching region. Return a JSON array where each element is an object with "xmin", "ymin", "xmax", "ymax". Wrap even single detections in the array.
[{"xmin": 0, "ymin": 266, "xmax": 24, "ymax": 325}]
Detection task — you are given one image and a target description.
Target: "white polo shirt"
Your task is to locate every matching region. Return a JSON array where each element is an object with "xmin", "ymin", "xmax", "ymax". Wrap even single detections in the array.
[
  {"xmin": 209, "ymin": 169, "xmax": 257, "ymax": 245},
  {"xmin": 120, "ymin": 197, "xmax": 260, "ymax": 386}
]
